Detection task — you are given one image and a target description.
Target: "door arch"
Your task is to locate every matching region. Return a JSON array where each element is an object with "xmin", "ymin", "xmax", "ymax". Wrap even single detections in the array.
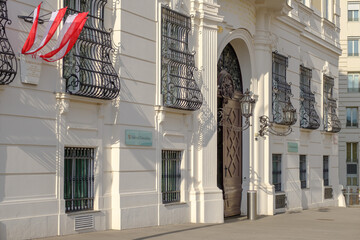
[{"xmin": 217, "ymin": 43, "xmax": 243, "ymax": 217}]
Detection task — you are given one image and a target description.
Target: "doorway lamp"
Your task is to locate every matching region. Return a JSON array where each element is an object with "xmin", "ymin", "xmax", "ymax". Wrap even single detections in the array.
[
  {"xmin": 218, "ymin": 89, "xmax": 256, "ymax": 131},
  {"xmin": 257, "ymin": 100, "xmax": 297, "ymax": 137}
]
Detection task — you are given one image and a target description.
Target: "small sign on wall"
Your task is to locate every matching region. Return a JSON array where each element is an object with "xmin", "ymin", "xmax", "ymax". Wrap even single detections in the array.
[
  {"xmin": 287, "ymin": 142, "xmax": 298, "ymax": 153},
  {"xmin": 20, "ymin": 54, "xmax": 42, "ymax": 85},
  {"xmin": 125, "ymin": 129, "xmax": 152, "ymax": 146}
]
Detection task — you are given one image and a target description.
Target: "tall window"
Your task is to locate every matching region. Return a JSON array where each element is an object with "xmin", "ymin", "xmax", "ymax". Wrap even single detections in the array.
[
  {"xmin": 348, "ymin": 73, "xmax": 360, "ymax": 92},
  {"xmin": 63, "ymin": 0, "xmax": 120, "ymax": 100},
  {"xmin": 272, "ymin": 52, "xmax": 296, "ymax": 125},
  {"xmin": 323, "ymin": 156, "xmax": 329, "ymax": 186},
  {"xmin": 162, "ymin": 150, "xmax": 182, "ymax": 204},
  {"xmin": 348, "ymin": 39, "xmax": 359, "ymax": 56},
  {"xmin": 346, "ymin": 107, "xmax": 358, "ymax": 127},
  {"xmin": 347, "ymin": 142, "xmax": 358, "ymax": 186},
  {"xmin": 64, "ymin": 147, "xmax": 95, "ymax": 213},
  {"xmin": 299, "ymin": 66, "xmax": 320, "ymax": 129},
  {"xmin": 300, "ymin": 155, "xmax": 307, "ymax": 189},
  {"xmin": 348, "ymin": 2, "xmax": 360, "ymax": 21},
  {"xmin": 272, "ymin": 154, "xmax": 282, "ymax": 192},
  {"xmin": 323, "ymin": 75, "xmax": 341, "ymax": 132},
  {"xmin": 161, "ymin": 6, "xmax": 202, "ymax": 111}
]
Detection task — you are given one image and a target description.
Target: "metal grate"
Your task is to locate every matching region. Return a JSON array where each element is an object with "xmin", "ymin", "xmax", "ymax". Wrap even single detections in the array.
[
  {"xmin": 272, "ymin": 154, "xmax": 282, "ymax": 192},
  {"xmin": 0, "ymin": 0, "xmax": 17, "ymax": 85},
  {"xmin": 161, "ymin": 6, "xmax": 203, "ymax": 111},
  {"xmin": 162, "ymin": 150, "xmax": 181, "ymax": 204},
  {"xmin": 299, "ymin": 66, "xmax": 320, "ymax": 129},
  {"xmin": 275, "ymin": 194, "xmax": 286, "ymax": 209},
  {"xmin": 63, "ymin": 0, "xmax": 120, "ymax": 100},
  {"xmin": 324, "ymin": 187, "xmax": 333, "ymax": 199},
  {"xmin": 323, "ymin": 75, "xmax": 341, "ymax": 133},
  {"xmin": 272, "ymin": 52, "xmax": 296, "ymax": 125},
  {"xmin": 74, "ymin": 215, "xmax": 94, "ymax": 230},
  {"xmin": 64, "ymin": 147, "xmax": 95, "ymax": 213}
]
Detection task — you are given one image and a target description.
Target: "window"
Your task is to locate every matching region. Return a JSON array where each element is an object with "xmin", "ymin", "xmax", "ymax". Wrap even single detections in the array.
[
  {"xmin": 299, "ymin": 66, "xmax": 320, "ymax": 129},
  {"xmin": 348, "ymin": 2, "xmax": 360, "ymax": 21},
  {"xmin": 162, "ymin": 150, "xmax": 182, "ymax": 203},
  {"xmin": 348, "ymin": 39, "xmax": 359, "ymax": 56},
  {"xmin": 346, "ymin": 107, "xmax": 358, "ymax": 127},
  {"xmin": 323, "ymin": 156, "xmax": 329, "ymax": 186},
  {"xmin": 324, "ymin": 0, "xmax": 329, "ymax": 20},
  {"xmin": 64, "ymin": 147, "xmax": 95, "ymax": 213},
  {"xmin": 272, "ymin": 52, "xmax": 296, "ymax": 125},
  {"xmin": 161, "ymin": 6, "xmax": 202, "ymax": 111},
  {"xmin": 348, "ymin": 73, "xmax": 360, "ymax": 92},
  {"xmin": 300, "ymin": 155, "xmax": 307, "ymax": 189},
  {"xmin": 347, "ymin": 142, "xmax": 358, "ymax": 186},
  {"xmin": 63, "ymin": 0, "xmax": 120, "ymax": 99},
  {"xmin": 323, "ymin": 75, "xmax": 341, "ymax": 132},
  {"xmin": 272, "ymin": 154, "xmax": 282, "ymax": 192}
]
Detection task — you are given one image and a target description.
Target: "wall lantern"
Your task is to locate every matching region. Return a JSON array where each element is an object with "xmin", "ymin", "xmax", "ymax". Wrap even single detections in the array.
[
  {"xmin": 258, "ymin": 101, "xmax": 297, "ymax": 137},
  {"xmin": 218, "ymin": 89, "xmax": 255, "ymax": 131}
]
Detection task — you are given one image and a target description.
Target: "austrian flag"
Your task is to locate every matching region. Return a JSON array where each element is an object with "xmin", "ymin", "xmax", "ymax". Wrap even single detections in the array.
[{"xmin": 21, "ymin": 3, "xmax": 88, "ymax": 62}]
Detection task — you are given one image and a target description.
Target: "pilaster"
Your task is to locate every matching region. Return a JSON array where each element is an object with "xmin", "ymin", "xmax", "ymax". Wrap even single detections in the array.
[{"xmin": 190, "ymin": 0, "xmax": 224, "ymax": 223}]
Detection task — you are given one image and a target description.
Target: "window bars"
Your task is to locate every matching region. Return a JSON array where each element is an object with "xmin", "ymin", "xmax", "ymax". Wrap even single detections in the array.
[
  {"xmin": 272, "ymin": 154, "xmax": 282, "ymax": 192},
  {"xmin": 162, "ymin": 150, "xmax": 181, "ymax": 204},
  {"xmin": 64, "ymin": 147, "xmax": 95, "ymax": 213},
  {"xmin": 323, "ymin": 156, "xmax": 329, "ymax": 186},
  {"xmin": 323, "ymin": 75, "xmax": 341, "ymax": 133},
  {"xmin": 300, "ymin": 155, "xmax": 307, "ymax": 189},
  {"xmin": 63, "ymin": 0, "xmax": 120, "ymax": 100},
  {"xmin": 272, "ymin": 52, "xmax": 297, "ymax": 125},
  {"xmin": 161, "ymin": 6, "xmax": 203, "ymax": 110},
  {"xmin": 0, "ymin": 0, "xmax": 17, "ymax": 85},
  {"xmin": 299, "ymin": 66, "xmax": 320, "ymax": 129}
]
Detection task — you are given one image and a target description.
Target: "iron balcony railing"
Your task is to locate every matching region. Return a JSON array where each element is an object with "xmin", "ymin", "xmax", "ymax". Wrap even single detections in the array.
[{"xmin": 0, "ymin": 0, "xmax": 17, "ymax": 85}]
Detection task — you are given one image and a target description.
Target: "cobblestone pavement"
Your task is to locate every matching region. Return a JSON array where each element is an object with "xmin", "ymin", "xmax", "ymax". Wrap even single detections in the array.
[{"xmin": 37, "ymin": 207, "xmax": 360, "ymax": 240}]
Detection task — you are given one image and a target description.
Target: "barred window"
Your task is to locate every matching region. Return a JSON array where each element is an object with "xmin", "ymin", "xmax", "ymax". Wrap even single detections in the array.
[
  {"xmin": 272, "ymin": 52, "xmax": 296, "ymax": 125},
  {"xmin": 64, "ymin": 147, "xmax": 94, "ymax": 213},
  {"xmin": 346, "ymin": 142, "xmax": 358, "ymax": 186},
  {"xmin": 299, "ymin": 66, "xmax": 320, "ymax": 129},
  {"xmin": 323, "ymin": 75, "xmax": 341, "ymax": 132},
  {"xmin": 299, "ymin": 155, "xmax": 307, "ymax": 189},
  {"xmin": 323, "ymin": 156, "xmax": 329, "ymax": 186},
  {"xmin": 161, "ymin": 6, "xmax": 203, "ymax": 111},
  {"xmin": 63, "ymin": 0, "xmax": 120, "ymax": 100},
  {"xmin": 162, "ymin": 150, "xmax": 181, "ymax": 204},
  {"xmin": 272, "ymin": 154, "xmax": 282, "ymax": 192}
]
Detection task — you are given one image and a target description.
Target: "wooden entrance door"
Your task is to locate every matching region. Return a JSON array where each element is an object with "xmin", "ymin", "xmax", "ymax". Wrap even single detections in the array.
[{"xmin": 222, "ymin": 98, "xmax": 242, "ymax": 217}]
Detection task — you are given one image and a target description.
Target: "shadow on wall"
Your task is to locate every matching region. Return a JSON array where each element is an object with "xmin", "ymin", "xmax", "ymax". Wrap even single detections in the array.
[{"xmin": 0, "ymin": 222, "xmax": 6, "ymax": 240}]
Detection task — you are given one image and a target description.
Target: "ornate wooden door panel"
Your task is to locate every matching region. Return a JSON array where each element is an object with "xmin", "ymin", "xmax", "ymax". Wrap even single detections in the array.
[{"xmin": 222, "ymin": 99, "xmax": 242, "ymax": 217}]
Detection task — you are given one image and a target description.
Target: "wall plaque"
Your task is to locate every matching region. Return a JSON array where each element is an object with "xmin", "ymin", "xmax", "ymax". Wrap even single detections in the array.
[
  {"xmin": 20, "ymin": 54, "xmax": 42, "ymax": 85},
  {"xmin": 125, "ymin": 130, "xmax": 152, "ymax": 146},
  {"xmin": 287, "ymin": 142, "xmax": 298, "ymax": 153}
]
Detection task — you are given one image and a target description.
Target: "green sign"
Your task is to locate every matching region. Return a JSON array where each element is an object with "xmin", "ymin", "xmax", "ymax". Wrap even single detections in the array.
[
  {"xmin": 125, "ymin": 130, "xmax": 152, "ymax": 146},
  {"xmin": 287, "ymin": 142, "xmax": 298, "ymax": 153}
]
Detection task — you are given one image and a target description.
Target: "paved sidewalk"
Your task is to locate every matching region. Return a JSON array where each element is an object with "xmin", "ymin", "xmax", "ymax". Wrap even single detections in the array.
[{"xmin": 38, "ymin": 207, "xmax": 360, "ymax": 240}]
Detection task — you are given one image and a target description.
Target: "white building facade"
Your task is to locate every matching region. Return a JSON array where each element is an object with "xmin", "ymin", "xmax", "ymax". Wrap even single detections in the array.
[
  {"xmin": 339, "ymin": 0, "xmax": 360, "ymax": 200},
  {"xmin": 0, "ymin": 0, "xmax": 344, "ymax": 239}
]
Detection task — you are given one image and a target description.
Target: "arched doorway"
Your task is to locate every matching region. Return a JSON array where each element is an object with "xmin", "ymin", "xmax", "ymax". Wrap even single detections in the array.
[{"xmin": 217, "ymin": 43, "xmax": 243, "ymax": 217}]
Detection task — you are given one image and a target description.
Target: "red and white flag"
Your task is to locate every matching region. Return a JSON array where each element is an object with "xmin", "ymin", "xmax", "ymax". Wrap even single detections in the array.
[
  {"xmin": 21, "ymin": 3, "xmax": 42, "ymax": 54},
  {"xmin": 22, "ymin": 7, "xmax": 67, "ymax": 55},
  {"xmin": 41, "ymin": 12, "xmax": 88, "ymax": 62}
]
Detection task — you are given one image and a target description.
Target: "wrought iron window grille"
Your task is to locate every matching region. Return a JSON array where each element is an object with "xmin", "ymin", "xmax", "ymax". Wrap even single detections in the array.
[
  {"xmin": 63, "ymin": 0, "xmax": 120, "ymax": 100},
  {"xmin": 299, "ymin": 65, "xmax": 320, "ymax": 130},
  {"xmin": 64, "ymin": 147, "xmax": 95, "ymax": 213},
  {"xmin": 161, "ymin": 6, "xmax": 203, "ymax": 111},
  {"xmin": 162, "ymin": 150, "xmax": 181, "ymax": 204},
  {"xmin": 257, "ymin": 52, "xmax": 296, "ymax": 137},
  {"xmin": 0, "ymin": 0, "xmax": 17, "ymax": 85},
  {"xmin": 323, "ymin": 75, "xmax": 341, "ymax": 133}
]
